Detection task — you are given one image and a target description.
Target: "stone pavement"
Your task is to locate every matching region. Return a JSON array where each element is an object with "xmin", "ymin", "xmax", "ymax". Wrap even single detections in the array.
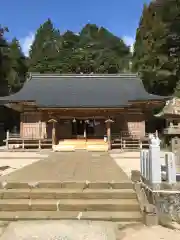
[{"xmin": 0, "ymin": 152, "xmax": 129, "ymax": 182}]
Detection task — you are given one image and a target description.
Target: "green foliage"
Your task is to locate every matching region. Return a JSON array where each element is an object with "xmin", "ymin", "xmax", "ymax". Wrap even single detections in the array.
[
  {"xmin": 0, "ymin": 26, "xmax": 27, "ymax": 95},
  {"xmin": 29, "ymin": 19, "xmax": 61, "ymax": 73},
  {"xmin": 29, "ymin": 21, "xmax": 131, "ymax": 74},
  {"xmin": 0, "ymin": 25, "xmax": 11, "ymax": 95},
  {"xmin": 0, "ymin": 26, "xmax": 10, "ymax": 81},
  {"xmin": 0, "ymin": 19, "xmax": 132, "ymax": 95},
  {"xmin": 7, "ymin": 38, "xmax": 28, "ymax": 92},
  {"xmin": 133, "ymin": 1, "xmax": 180, "ymax": 96}
]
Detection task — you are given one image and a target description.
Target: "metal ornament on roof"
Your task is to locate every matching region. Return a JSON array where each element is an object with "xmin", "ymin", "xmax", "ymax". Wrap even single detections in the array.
[
  {"xmin": 105, "ymin": 117, "xmax": 114, "ymax": 123},
  {"xmin": 48, "ymin": 118, "xmax": 57, "ymax": 123},
  {"xmin": 72, "ymin": 118, "xmax": 76, "ymax": 123}
]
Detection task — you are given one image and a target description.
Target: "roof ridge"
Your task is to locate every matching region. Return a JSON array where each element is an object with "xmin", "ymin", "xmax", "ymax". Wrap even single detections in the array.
[{"xmin": 29, "ymin": 73, "xmax": 139, "ymax": 79}]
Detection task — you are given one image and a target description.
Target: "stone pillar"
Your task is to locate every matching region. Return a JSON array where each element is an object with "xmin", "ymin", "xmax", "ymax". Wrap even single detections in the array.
[
  {"xmin": 148, "ymin": 135, "xmax": 162, "ymax": 187},
  {"xmin": 165, "ymin": 152, "xmax": 176, "ymax": 184}
]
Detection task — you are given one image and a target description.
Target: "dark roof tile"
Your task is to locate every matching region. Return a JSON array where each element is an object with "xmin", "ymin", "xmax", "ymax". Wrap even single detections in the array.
[{"xmin": 0, "ymin": 74, "xmax": 169, "ymax": 108}]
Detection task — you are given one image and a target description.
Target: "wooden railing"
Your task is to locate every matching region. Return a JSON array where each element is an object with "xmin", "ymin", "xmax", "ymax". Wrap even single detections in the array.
[
  {"xmin": 111, "ymin": 132, "xmax": 155, "ymax": 150},
  {"xmin": 8, "ymin": 133, "xmax": 20, "ymax": 139},
  {"xmin": 4, "ymin": 129, "xmax": 156, "ymax": 150},
  {"xmin": 4, "ymin": 130, "xmax": 52, "ymax": 149}
]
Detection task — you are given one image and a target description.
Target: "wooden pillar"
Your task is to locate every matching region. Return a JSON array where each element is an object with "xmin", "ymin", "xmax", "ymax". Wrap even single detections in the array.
[
  {"xmin": 105, "ymin": 119, "xmax": 114, "ymax": 150},
  {"xmin": 52, "ymin": 122, "xmax": 56, "ymax": 145},
  {"xmin": 20, "ymin": 121, "xmax": 23, "ymax": 138},
  {"xmin": 84, "ymin": 121, "xmax": 87, "ymax": 140},
  {"xmin": 6, "ymin": 130, "xmax": 9, "ymax": 150},
  {"xmin": 38, "ymin": 120, "xmax": 42, "ymax": 149},
  {"xmin": 48, "ymin": 118, "xmax": 57, "ymax": 147},
  {"xmin": 22, "ymin": 139, "xmax": 25, "ymax": 149},
  {"xmin": 72, "ymin": 119, "xmax": 77, "ymax": 137},
  {"xmin": 107, "ymin": 121, "xmax": 111, "ymax": 150},
  {"xmin": 38, "ymin": 120, "xmax": 41, "ymax": 139}
]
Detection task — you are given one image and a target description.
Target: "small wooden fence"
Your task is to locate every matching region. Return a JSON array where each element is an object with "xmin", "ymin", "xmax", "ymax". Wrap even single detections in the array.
[
  {"xmin": 111, "ymin": 132, "xmax": 151, "ymax": 150},
  {"xmin": 4, "ymin": 129, "xmax": 156, "ymax": 150},
  {"xmin": 4, "ymin": 131, "xmax": 52, "ymax": 149}
]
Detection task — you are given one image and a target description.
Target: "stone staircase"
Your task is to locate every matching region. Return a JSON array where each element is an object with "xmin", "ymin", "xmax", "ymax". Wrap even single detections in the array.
[{"xmin": 0, "ymin": 181, "xmax": 142, "ymax": 222}]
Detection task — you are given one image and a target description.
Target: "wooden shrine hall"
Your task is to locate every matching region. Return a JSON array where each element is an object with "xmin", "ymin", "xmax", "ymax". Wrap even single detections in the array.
[{"xmin": 0, "ymin": 73, "xmax": 169, "ymax": 151}]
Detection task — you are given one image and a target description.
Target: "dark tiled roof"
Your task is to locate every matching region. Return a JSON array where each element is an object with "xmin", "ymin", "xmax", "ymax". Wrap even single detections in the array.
[{"xmin": 0, "ymin": 74, "xmax": 169, "ymax": 108}]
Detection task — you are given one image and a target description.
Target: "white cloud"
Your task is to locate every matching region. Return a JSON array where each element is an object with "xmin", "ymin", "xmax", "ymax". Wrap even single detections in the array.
[
  {"xmin": 122, "ymin": 36, "xmax": 135, "ymax": 53},
  {"xmin": 20, "ymin": 32, "xmax": 35, "ymax": 57}
]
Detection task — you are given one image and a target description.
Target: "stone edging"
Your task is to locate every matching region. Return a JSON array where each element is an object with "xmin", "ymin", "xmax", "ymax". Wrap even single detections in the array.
[{"xmin": 131, "ymin": 170, "xmax": 158, "ymax": 226}]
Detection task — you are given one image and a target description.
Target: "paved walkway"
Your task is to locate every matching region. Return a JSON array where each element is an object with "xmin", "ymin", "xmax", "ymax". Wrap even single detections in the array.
[{"xmin": 0, "ymin": 152, "xmax": 129, "ymax": 182}]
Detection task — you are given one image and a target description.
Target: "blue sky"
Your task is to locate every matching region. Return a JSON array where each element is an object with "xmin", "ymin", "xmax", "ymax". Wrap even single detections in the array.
[{"xmin": 0, "ymin": 0, "xmax": 151, "ymax": 55}]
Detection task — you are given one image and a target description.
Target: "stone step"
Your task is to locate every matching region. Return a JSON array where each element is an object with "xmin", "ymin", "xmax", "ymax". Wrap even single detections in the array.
[
  {"xmin": 75, "ymin": 146, "xmax": 86, "ymax": 150},
  {"xmin": 86, "ymin": 145, "xmax": 108, "ymax": 151},
  {"xmin": 59, "ymin": 141, "xmax": 106, "ymax": 145},
  {"xmin": 53, "ymin": 145, "xmax": 75, "ymax": 152},
  {"xmin": 0, "ymin": 211, "xmax": 142, "ymax": 221},
  {"xmin": 0, "ymin": 188, "xmax": 136, "ymax": 199},
  {"xmin": 55, "ymin": 140, "xmax": 108, "ymax": 151},
  {"xmin": 87, "ymin": 141, "xmax": 107, "ymax": 144},
  {"xmin": 0, "ymin": 199, "xmax": 140, "ymax": 211},
  {"xmin": 0, "ymin": 181, "xmax": 133, "ymax": 190}
]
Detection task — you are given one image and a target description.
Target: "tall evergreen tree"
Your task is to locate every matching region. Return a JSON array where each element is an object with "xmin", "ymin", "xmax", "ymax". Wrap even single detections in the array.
[
  {"xmin": 29, "ymin": 19, "xmax": 61, "ymax": 73},
  {"xmin": 7, "ymin": 38, "xmax": 28, "ymax": 93},
  {"xmin": 0, "ymin": 27, "xmax": 28, "ymax": 95},
  {"xmin": 77, "ymin": 24, "xmax": 131, "ymax": 73},
  {"xmin": 133, "ymin": 1, "xmax": 180, "ymax": 96},
  {"xmin": 56, "ymin": 31, "xmax": 80, "ymax": 73},
  {"xmin": 160, "ymin": 0, "xmax": 180, "ymax": 96},
  {"xmin": 0, "ymin": 26, "xmax": 10, "ymax": 95},
  {"xmin": 29, "ymin": 21, "xmax": 131, "ymax": 74}
]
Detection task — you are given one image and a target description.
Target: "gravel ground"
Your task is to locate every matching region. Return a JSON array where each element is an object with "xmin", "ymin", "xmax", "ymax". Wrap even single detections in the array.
[
  {"xmin": 0, "ymin": 220, "xmax": 116, "ymax": 240},
  {"xmin": 1, "ymin": 221, "xmax": 180, "ymax": 240},
  {"xmin": 118, "ymin": 225, "xmax": 180, "ymax": 240},
  {"xmin": 110, "ymin": 150, "xmax": 172, "ymax": 178},
  {"xmin": 0, "ymin": 152, "xmax": 49, "ymax": 177}
]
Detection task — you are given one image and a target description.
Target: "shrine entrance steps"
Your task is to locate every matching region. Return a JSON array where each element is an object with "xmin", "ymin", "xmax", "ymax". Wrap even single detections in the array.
[
  {"xmin": 53, "ymin": 139, "xmax": 108, "ymax": 152},
  {"xmin": 0, "ymin": 181, "xmax": 142, "ymax": 222}
]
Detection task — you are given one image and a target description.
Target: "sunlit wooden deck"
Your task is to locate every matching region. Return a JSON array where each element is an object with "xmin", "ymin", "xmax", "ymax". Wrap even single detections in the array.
[{"xmin": 55, "ymin": 139, "xmax": 108, "ymax": 151}]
